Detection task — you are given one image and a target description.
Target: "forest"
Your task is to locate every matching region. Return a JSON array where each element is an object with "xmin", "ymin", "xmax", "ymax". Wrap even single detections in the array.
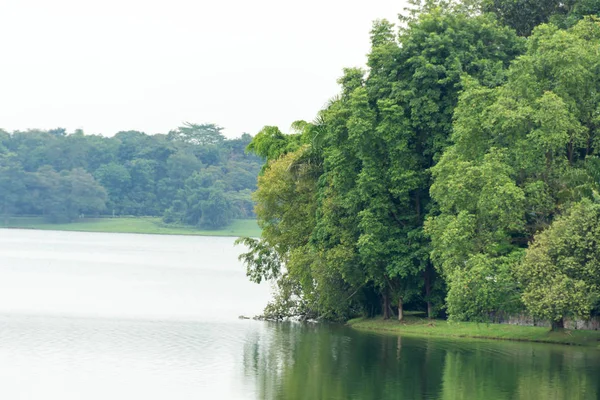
[
  {"xmin": 0, "ymin": 124, "xmax": 262, "ymax": 228},
  {"xmin": 238, "ymin": 0, "xmax": 600, "ymax": 328}
]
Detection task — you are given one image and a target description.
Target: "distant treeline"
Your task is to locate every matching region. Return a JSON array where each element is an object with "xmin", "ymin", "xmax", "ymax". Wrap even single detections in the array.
[{"xmin": 0, "ymin": 124, "xmax": 262, "ymax": 228}]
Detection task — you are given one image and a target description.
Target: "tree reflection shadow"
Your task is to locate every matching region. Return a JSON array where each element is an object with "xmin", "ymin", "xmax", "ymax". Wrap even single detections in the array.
[{"xmin": 242, "ymin": 323, "xmax": 600, "ymax": 400}]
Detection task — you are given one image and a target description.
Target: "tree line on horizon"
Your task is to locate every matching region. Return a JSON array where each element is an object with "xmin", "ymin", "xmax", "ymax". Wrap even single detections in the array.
[
  {"xmin": 0, "ymin": 124, "xmax": 262, "ymax": 229},
  {"xmin": 238, "ymin": 0, "xmax": 600, "ymax": 328}
]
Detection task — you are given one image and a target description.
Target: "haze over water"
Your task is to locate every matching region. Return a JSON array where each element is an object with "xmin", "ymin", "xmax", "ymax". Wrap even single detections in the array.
[{"xmin": 0, "ymin": 229, "xmax": 598, "ymax": 399}]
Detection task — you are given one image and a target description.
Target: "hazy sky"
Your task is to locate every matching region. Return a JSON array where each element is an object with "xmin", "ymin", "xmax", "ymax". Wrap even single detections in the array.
[{"xmin": 0, "ymin": 0, "xmax": 407, "ymax": 138}]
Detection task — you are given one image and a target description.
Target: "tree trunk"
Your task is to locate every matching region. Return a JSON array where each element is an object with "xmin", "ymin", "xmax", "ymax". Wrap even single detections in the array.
[
  {"xmin": 552, "ymin": 317, "xmax": 564, "ymax": 330},
  {"xmin": 398, "ymin": 297, "xmax": 404, "ymax": 322},
  {"xmin": 568, "ymin": 141, "xmax": 574, "ymax": 165},
  {"xmin": 383, "ymin": 293, "xmax": 390, "ymax": 320},
  {"xmin": 424, "ymin": 266, "xmax": 433, "ymax": 319}
]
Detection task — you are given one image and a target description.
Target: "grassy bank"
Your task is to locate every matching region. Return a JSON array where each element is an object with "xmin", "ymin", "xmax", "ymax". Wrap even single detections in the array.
[
  {"xmin": 0, "ymin": 217, "xmax": 261, "ymax": 238},
  {"xmin": 348, "ymin": 316, "xmax": 600, "ymax": 347}
]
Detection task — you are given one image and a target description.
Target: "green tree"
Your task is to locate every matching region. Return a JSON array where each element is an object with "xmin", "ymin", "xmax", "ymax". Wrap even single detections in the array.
[
  {"xmin": 481, "ymin": 0, "xmax": 600, "ymax": 36},
  {"xmin": 246, "ymin": 126, "xmax": 301, "ymax": 170},
  {"xmin": 114, "ymin": 130, "xmax": 150, "ymax": 162},
  {"xmin": 238, "ymin": 146, "xmax": 328, "ymax": 319},
  {"xmin": 94, "ymin": 163, "xmax": 131, "ymax": 214},
  {"xmin": 0, "ymin": 154, "xmax": 27, "ymax": 223},
  {"xmin": 65, "ymin": 168, "xmax": 108, "ymax": 218},
  {"xmin": 315, "ymin": 7, "xmax": 522, "ymax": 319},
  {"xmin": 8, "ymin": 130, "xmax": 56, "ymax": 171},
  {"xmin": 428, "ymin": 18, "xmax": 600, "ymax": 321},
  {"xmin": 481, "ymin": 0, "xmax": 574, "ymax": 36},
  {"xmin": 127, "ymin": 158, "xmax": 158, "ymax": 215},
  {"xmin": 517, "ymin": 199, "xmax": 600, "ymax": 329},
  {"xmin": 166, "ymin": 151, "xmax": 203, "ymax": 183},
  {"xmin": 168, "ymin": 123, "xmax": 226, "ymax": 146},
  {"xmin": 85, "ymin": 135, "xmax": 119, "ymax": 171},
  {"xmin": 199, "ymin": 188, "xmax": 233, "ymax": 229},
  {"xmin": 240, "ymin": 1, "xmax": 524, "ymax": 321},
  {"xmin": 36, "ymin": 167, "xmax": 107, "ymax": 222}
]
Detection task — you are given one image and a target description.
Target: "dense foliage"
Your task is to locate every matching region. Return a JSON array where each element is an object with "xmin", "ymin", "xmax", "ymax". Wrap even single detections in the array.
[
  {"xmin": 481, "ymin": 0, "xmax": 600, "ymax": 36},
  {"xmin": 0, "ymin": 124, "xmax": 261, "ymax": 228},
  {"xmin": 239, "ymin": 0, "xmax": 600, "ymax": 325},
  {"xmin": 517, "ymin": 200, "xmax": 600, "ymax": 328}
]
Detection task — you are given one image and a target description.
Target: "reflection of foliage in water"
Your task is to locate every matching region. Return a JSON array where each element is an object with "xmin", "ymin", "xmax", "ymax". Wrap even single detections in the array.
[
  {"xmin": 441, "ymin": 341, "xmax": 599, "ymax": 399},
  {"xmin": 243, "ymin": 324, "xmax": 600, "ymax": 400},
  {"xmin": 242, "ymin": 322, "xmax": 446, "ymax": 399}
]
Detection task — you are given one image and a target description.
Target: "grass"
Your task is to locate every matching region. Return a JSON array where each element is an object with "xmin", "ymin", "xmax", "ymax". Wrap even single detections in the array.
[
  {"xmin": 347, "ymin": 315, "xmax": 600, "ymax": 348},
  {"xmin": 0, "ymin": 217, "xmax": 262, "ymax": 238}
]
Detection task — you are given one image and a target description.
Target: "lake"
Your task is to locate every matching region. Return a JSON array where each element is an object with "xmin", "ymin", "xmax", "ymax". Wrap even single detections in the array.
[{"xmin": 0, "ymin": 229, "xmax": 598, "ymax": 399}]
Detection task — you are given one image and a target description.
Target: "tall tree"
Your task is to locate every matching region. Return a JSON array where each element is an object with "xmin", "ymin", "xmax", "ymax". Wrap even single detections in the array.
[
  {"xmin": 428, "ymin": 18, "xmax": 600, "ymax": 321},
  {"xmin": 240, "ymin": 1, "xmax": 524, "ymax": 321}
]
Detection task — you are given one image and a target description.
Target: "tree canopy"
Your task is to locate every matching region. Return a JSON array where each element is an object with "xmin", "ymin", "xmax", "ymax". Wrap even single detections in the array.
[{"xmin": 239, "ymin": 1, "xmax": 600, "ymax": 324}]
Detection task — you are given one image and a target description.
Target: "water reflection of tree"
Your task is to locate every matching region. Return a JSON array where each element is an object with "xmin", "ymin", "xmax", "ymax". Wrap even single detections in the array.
[
  {"xmin": 242, "ymin": 323, "xmax": 445, "ymax": 399},
  {"xmin": 438, "ymin": 340, "xmax": 599, "ymax": 400},
  {"xmin": 243, "ymin": 324, "xmax": 599, "ymax": 400}
]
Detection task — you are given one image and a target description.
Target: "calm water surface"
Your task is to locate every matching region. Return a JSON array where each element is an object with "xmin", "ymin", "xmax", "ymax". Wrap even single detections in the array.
[{"xmin": 0, "ymin": 229, "xmax": 598, "ymax": 399}]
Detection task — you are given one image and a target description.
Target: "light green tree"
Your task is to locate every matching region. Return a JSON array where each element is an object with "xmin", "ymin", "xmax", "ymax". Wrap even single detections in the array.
[
  {"xmin": 428, "ymin": 18, "xmax": 600, "ymax": 321},
  {"xmin": 517, "ymin": 199, "xmax": 600, "ymax": 329}
]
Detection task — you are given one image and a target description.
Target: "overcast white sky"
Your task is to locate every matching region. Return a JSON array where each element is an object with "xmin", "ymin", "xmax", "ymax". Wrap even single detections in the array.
[{"xmin": 0, "ymin": 0, "xmax": 407, "ymax": 138}]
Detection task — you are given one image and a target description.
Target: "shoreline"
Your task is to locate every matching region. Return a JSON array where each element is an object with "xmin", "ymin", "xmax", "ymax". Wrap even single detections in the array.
[
  {"xmin": 347, "ymin": 317, "xmax": 600, "ymax": 348},
  {"xmin": 0, "ymin": 217, "xmax": 261, "ymax": 238},
  {"xmin": 1, "ymin": 226, "xmax": 254, "ymax": 238}
]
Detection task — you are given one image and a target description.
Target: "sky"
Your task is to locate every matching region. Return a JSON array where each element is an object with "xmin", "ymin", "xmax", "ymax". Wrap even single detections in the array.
[{"xmin": 0, "ymin": 0, "xmax": 407, "ymax": 138}]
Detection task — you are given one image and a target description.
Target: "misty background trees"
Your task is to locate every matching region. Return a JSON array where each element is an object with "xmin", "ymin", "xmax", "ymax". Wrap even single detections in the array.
[{"xmin": 0, "ymin": 123, "xmax": 261, "ymax": 228}]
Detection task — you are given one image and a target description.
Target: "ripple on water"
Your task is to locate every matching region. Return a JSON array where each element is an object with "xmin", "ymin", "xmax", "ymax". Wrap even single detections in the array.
[{"xmin": 0, "ymin": 313, "xmax": 267, "ymax": 399}]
